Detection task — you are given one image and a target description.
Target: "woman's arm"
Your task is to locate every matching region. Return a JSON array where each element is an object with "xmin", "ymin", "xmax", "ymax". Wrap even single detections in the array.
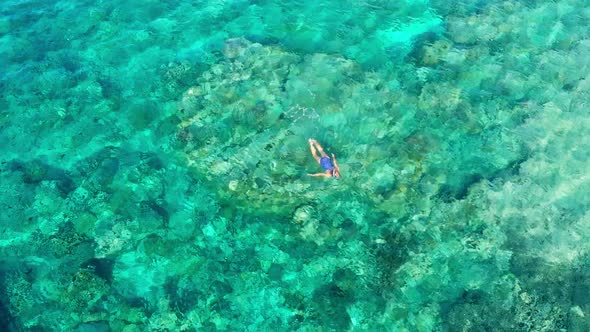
[
  {"xmin": 331, "ymin": 153, "xmax": 341, "ymax": 176},
  {"xmin": 307, "ymin": 172, "xmax": 331, "ymax": 177}
]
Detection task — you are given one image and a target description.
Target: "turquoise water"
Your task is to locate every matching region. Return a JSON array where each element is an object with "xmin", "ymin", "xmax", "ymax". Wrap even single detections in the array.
[{"xmin": 1, "ymin": 0, "xmax": 590, "ymax": 330}]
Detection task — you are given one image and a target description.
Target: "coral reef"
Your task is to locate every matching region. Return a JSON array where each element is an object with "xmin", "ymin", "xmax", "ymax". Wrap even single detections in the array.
[{"xmin": 1, "ymin": 0, "xmax": 590, "ymax": 330}]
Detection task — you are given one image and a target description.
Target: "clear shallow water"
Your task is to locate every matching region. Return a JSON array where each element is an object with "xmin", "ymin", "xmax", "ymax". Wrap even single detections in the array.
[{"xmin": 1, "ymin": 0, "xmax": 590, "ymax": 330}]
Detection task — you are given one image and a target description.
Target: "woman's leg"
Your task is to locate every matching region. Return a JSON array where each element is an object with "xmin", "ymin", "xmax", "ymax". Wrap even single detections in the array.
[
  {"xmin": 311, "ymin": 139, "xmax": 329, "ymax": 158},
  {"xmin": 308, "ymin": 138, "xmax": 321, "ymax": 163}
]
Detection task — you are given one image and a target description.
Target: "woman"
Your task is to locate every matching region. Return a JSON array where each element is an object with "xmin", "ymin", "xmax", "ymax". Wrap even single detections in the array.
[{"xmin": 307, "ymin": 138, "xmax": 341, "ymax": 179}]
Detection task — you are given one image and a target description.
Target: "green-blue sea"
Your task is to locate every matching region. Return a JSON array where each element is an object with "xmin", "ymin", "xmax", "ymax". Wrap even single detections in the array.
[{"xmin": 2, "ymin": 0, "xmax": 590, "ymax": 331}]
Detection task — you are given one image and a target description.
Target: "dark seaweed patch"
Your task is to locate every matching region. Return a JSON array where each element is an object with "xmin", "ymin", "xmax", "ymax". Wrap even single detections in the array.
[{"xmin": 81, "ymin": 258, "xmax": 115, "ymax": 284}]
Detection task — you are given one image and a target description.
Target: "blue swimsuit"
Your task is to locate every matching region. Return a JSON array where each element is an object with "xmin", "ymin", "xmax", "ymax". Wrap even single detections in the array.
[
  {"xmin": 320, "ymin": 156, "xmax": 334, "ymax": 171},
  {"xmin": 320, "ymin": 157, "xmax": 339, "ymax": 179}
]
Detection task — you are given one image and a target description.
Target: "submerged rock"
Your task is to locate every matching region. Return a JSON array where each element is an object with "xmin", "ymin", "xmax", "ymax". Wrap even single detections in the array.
[{"xmin": 293, "ymin": 205, "xmax": 314, "ymax": 224}]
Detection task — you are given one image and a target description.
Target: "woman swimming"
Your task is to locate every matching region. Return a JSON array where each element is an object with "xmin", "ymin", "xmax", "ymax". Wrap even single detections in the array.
[{"xmin": 307, "ymin": 138, "xmax": 341, "ymax": 179}]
